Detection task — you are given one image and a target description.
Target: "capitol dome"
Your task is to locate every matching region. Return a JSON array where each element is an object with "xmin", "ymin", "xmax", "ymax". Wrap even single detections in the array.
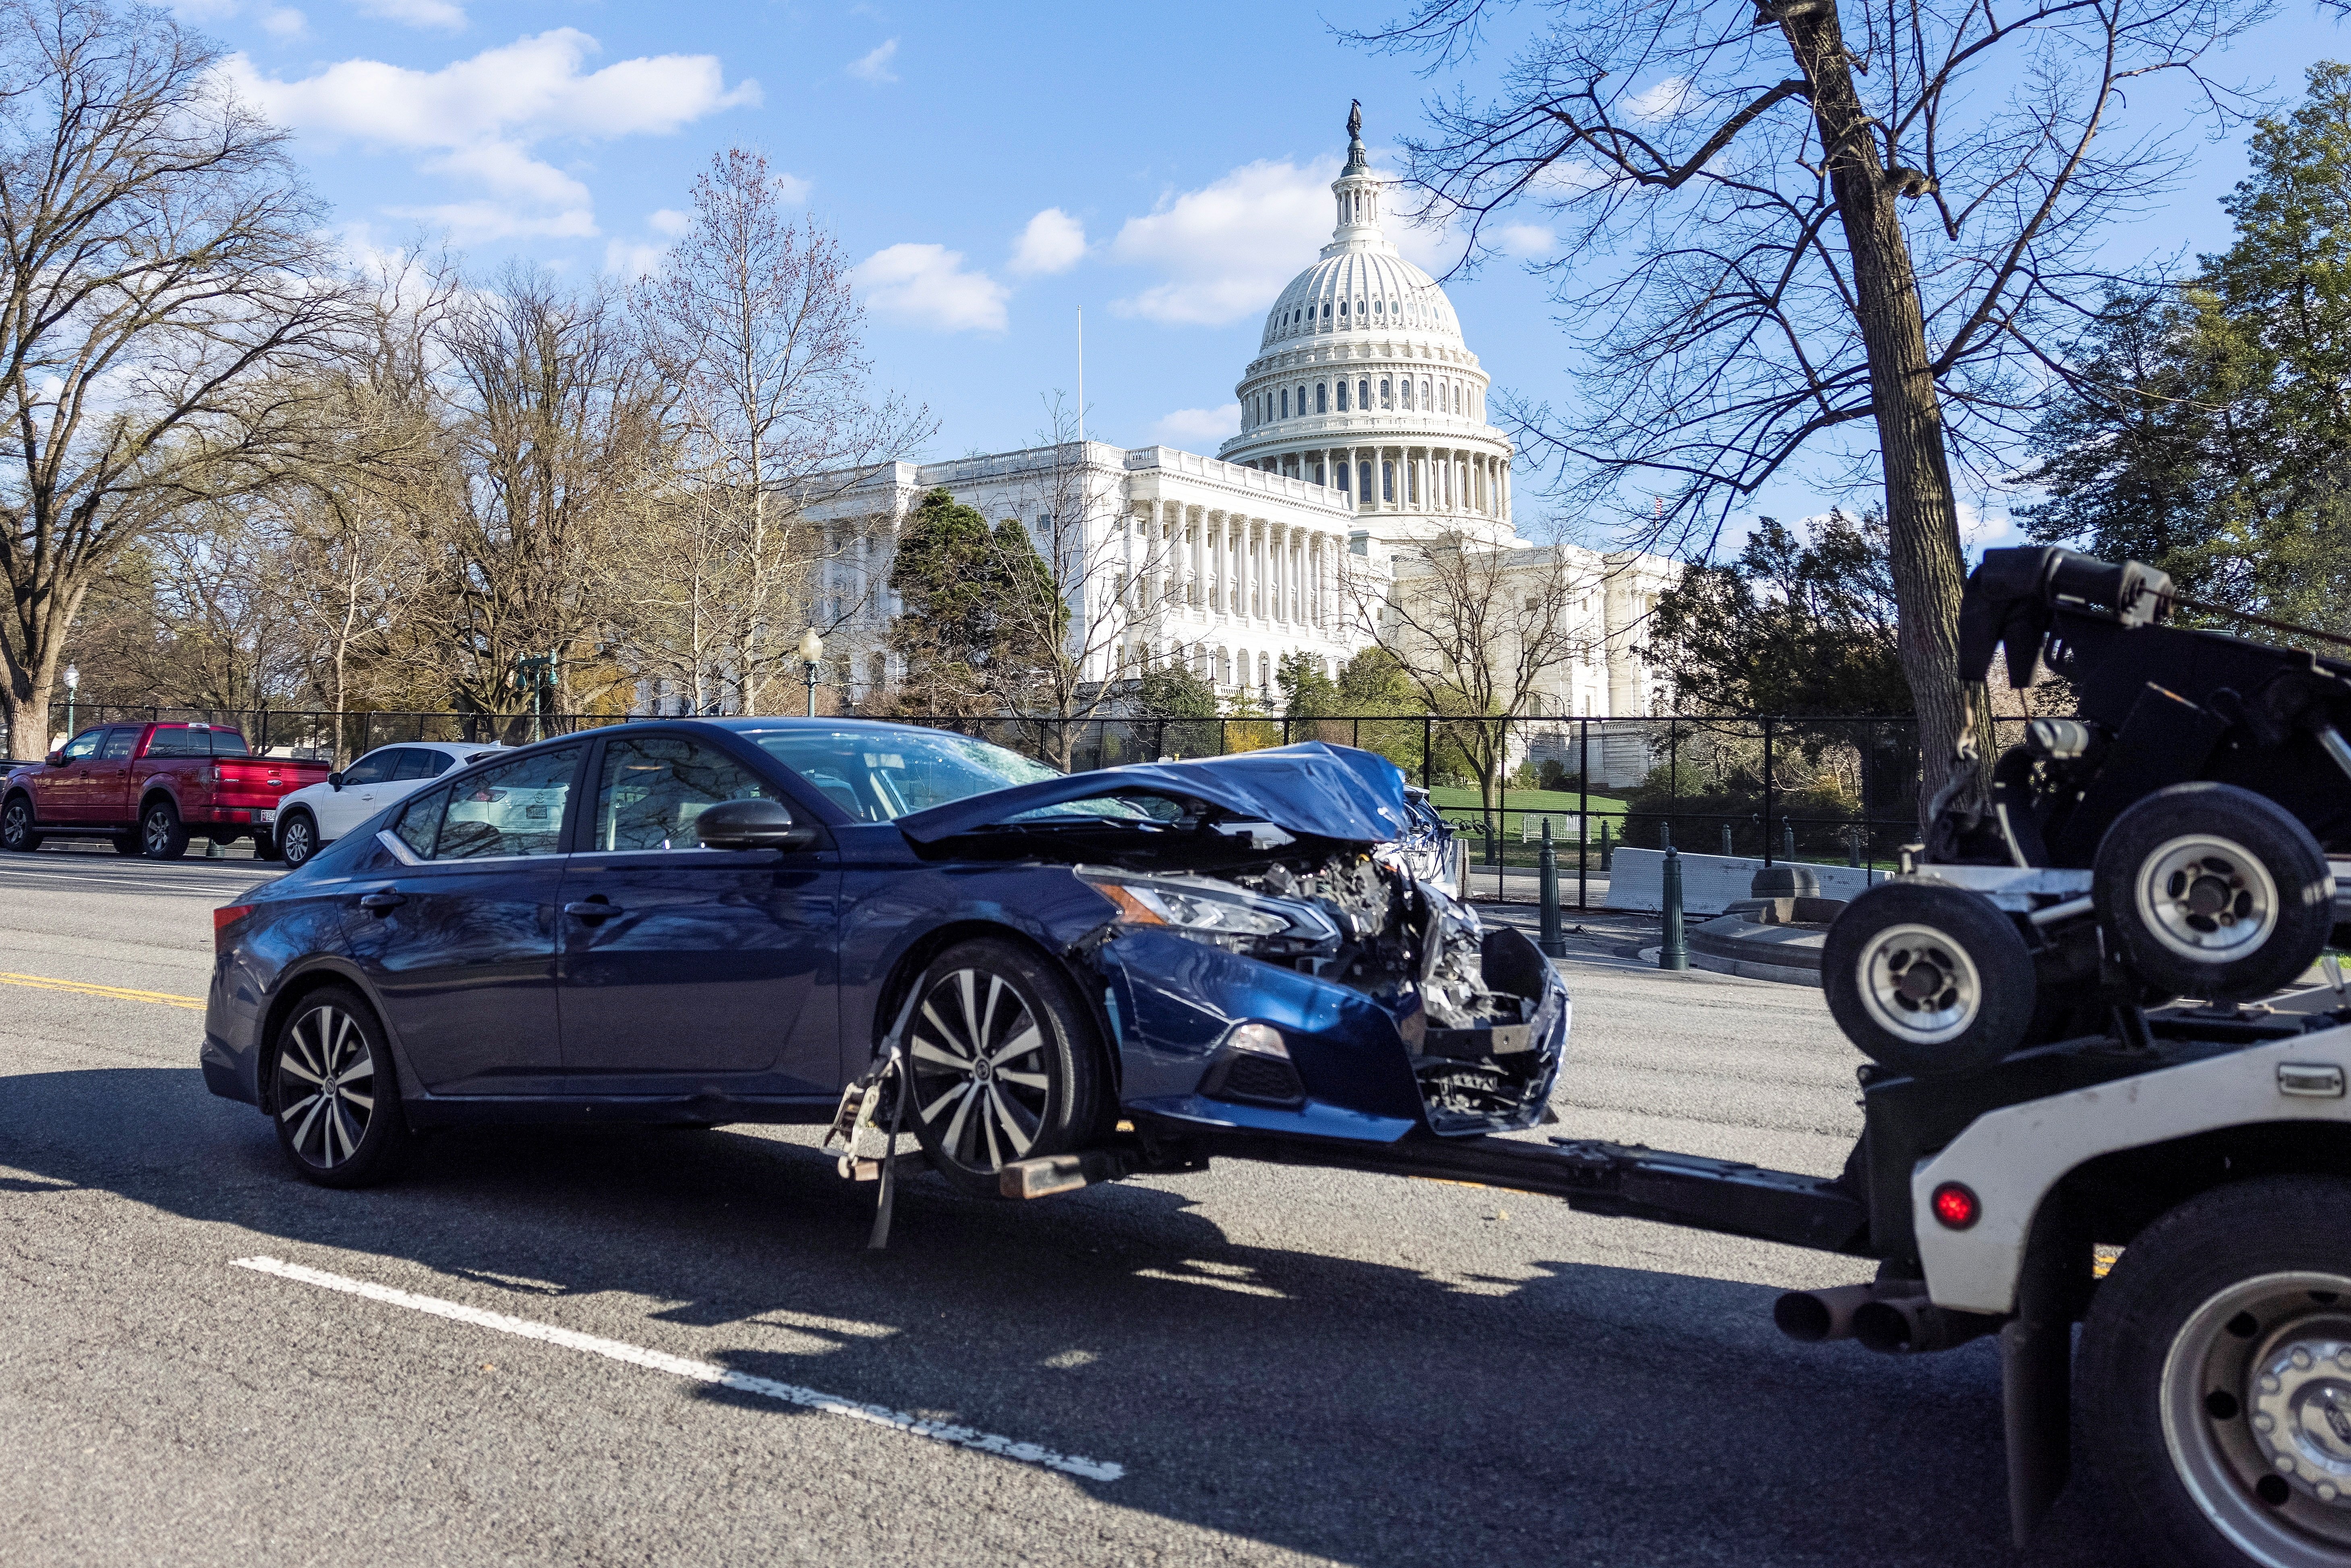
[{"xmin": 1220, "ymin": 103, "xmax": 1515, "ymax": 543}]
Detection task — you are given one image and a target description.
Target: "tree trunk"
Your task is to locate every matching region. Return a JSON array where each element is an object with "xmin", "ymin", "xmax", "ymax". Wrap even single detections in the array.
[{"xmin": 1781, "ymin": 1, "xmax": 1991, "ymax": 828}]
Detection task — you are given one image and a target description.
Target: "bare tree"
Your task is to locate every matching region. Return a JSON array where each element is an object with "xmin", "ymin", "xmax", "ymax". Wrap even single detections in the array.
[
  {"xmin": 1348, "ymin": 529, "xmax": 1601, "ymax": 812},
  {"xmin": 407, "ymin": 269, "xmax": 666, "ymax": 716},
  {"xmin": 0, "ymin": 0, "xmax": 358, "ymax": 756},
  {"xmin": 1354, "ymin": 0, "xmax": 2269, "ymax": 822},
  {"xmin": 632, "ymin": 148, "xmax": 931, "ymax": 715}
]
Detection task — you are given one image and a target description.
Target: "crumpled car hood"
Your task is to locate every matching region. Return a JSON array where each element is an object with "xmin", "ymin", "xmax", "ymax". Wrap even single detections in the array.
[{"xmin": 894, "ymin": 742, "xmax": 1415, "ymax": 847}]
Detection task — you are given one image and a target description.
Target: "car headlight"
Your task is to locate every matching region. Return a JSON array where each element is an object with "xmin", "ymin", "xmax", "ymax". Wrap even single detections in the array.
[{"xmin": 1079, "ymin": 869, "xmax": 1338, "ymax": 955}]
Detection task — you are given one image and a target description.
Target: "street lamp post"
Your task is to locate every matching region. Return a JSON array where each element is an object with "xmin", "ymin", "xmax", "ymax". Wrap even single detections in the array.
[
  {"xmin": 800, "ymin": 628, "xmax": 824, "ymax": 718},
  {"xmin": 63, "ymin": 665, "xmax": 77, "ymax": 738}
]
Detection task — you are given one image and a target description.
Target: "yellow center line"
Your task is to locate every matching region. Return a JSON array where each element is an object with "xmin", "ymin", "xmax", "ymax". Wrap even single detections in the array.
[{"xmin": 0, "ymin": 971, "xmax": 204, "ymax": 1009}]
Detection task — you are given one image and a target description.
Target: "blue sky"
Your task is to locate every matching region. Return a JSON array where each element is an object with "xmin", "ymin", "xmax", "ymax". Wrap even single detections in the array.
[{"xmin": 187, "ymin": 0, "xmax": 2351, "ymax": 557}]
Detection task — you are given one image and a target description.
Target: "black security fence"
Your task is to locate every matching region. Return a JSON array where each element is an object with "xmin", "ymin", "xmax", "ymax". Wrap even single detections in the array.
[{"xmin": 23, "ymin": 704, "xmax": 2025, "ymax": 907}]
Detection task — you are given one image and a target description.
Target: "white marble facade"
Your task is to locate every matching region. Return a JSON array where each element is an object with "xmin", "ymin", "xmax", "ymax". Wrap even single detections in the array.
[{"xmin": 811, "ymin": 106, "xmax": 1675, "ymax": 750}]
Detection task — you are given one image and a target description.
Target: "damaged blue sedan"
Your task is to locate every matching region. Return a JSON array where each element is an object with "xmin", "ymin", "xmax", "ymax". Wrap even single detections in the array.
[{"xmin": 202, "ymin": 719, "xmax": 1571, "ymax": 1193}]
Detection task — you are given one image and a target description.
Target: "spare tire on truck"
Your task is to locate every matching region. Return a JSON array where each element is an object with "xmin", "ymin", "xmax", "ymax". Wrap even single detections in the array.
[{"xmin": 1823, "ymin": 881, "xmax": 2039, "ymax": 1078}]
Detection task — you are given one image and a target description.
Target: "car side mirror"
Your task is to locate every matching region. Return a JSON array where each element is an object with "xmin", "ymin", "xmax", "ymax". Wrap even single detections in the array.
[
  {"xmin": 696, "ymin": 796, "xmax": 816, "ymax": 852},
  {"xmin": 327, "ymin": 772, "xmax": 344, "ymax": 791},
  {"xmin": 44, "ymin": 750, "xmax": 64, "ymax": 766}
]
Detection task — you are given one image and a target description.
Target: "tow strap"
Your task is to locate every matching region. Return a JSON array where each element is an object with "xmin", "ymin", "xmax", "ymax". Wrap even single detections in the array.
[{"xmin": 822, "ymin": 989, "xmax": 922, "ymax": 1251}]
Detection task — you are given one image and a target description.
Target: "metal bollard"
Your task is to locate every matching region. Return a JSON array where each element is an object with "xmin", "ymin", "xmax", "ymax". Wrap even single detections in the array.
[
  {"xmin": 1659, "ymin": 845, "xmax": 1689, "ymax": 971},
  {"xmin": 1784, "ymin": 819, "xmax": 1797, "ymax": 860},
  {"xmin": 1721, "ymin": 822, "xmax": 1733, "ymax": 856},
  {"xmin": 1847, "ymin": 826, "xmax": 1862, "ymax": 867},
  {"xmin": 1538, "ymin": 818, "xmax": 1565, "ymax": 957},
  {"xmin": 1599, "ymin": 819, "xmax": 1613, "ymax": 871}
]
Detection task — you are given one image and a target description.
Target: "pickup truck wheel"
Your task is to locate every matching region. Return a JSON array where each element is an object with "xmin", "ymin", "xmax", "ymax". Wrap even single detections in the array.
[
  {"xmin": 269, "ymin": 986, "xmax": 410, "ymax": 1189},
  {"xmin": 903, "ymin": 939, "xmax": 1106, "ymax": 1199},
  {"xmin": 2096, "ymin": 783, "xmax": 2332, "ymax": 1004},
  {"xmin": 2082, "ymin": 1176, "xmax": 2351, "ymax": 1568},
  {"xmin": 1822, "ymin": 882, "xmax": 2037, "ymax": 1077},
  {"xmin": 110, "ymin": 833, "xmax": 141, "ymax": 856},
  {"xmin": 277, "ymin": 810, "xmax": 319, "ymax": 869},
  {"xmin": 0, "ymin": 795, "xmax": 39, "ymax": 853},
  {"xmin": 139, "ymin": 799, "xmax": 189, "ymax": 860}
]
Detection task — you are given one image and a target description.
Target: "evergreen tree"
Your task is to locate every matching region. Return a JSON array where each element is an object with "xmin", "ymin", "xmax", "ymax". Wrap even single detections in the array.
[{"xmin": 884, "ymin": 488, "xmax": 1058, "ymax": 714}]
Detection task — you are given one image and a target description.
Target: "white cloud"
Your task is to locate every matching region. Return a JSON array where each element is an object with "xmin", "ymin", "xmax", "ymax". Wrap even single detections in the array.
[
  {"xmin": 605, "ymin": 238, "xmax": 668, "ymax": 280},
  {"xmin": 1626, "ymin": 76, "xmax": 1692, "ymax": 122},
  {"xmin": 355, "ymin": 0, "xmax": 466, "ymax": 27},
  {"xmin": 1010, "ymin": 207, "xmax": 1085, "ymax": 276},
  {"xmin": 261, "ymin": 7, "xmax": 306, "ymax": 37},
  {"xmin": 1108, "ymin": 156, "xmax": 1450, "ymax": 327},
  {"xmin": 1150, "ymin": 404, "xmax": 1240, "ymax": 447},
  {"xmin": 848, "ymin": 39, "xmax": 899, "ymax": 84},
  {"xmin": 648, "ymin": 207, "xmax": 690, "ymax": 237},
  {"xmin": 218, "ymin": 29, "xmax": 759, "ymax": 241},
  {"xmin": 856, "ymin": 243, "xmax": 1007, "ymax": 333},
  {"xmin": 1495, "ymin": 223, "xmax": 1554, "ymax": 258}
]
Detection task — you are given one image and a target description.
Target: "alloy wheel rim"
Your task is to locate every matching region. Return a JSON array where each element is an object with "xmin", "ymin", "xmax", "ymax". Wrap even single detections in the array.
[
  {"xmin": 908, "ymin": 968, "xmax": 1051, "ymax": 1174},
  {"xmin": 2137, "ymin": 834, "xmax": 2279, "ymax": 963},
  {"xmin": 3, "ymin": 802, "xmax": 24, "ymax": 845},
  {"xmin": 277, "ymin": 1004, "xmax": 376, "ymax": 1168},
  {"xmin": 144, "ymin": 810, "xmax": 169, "ymax": 854},
  {"xmin": 1856, "ymin": 921, "xmax": 1982, "ymax": 1045},
  {"xmin": 284, "ymin": 819, "xmax": 313, "ymax": 863},
  {"xmin": 2161, "ymin": 1271, "xmax": 2351, "ymax": 1566}
]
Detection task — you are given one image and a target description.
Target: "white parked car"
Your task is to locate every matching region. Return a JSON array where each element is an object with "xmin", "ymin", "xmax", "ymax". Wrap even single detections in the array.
[{"xmin": 271, "ymin": 741, "xmax": 509, "ymax": 869}]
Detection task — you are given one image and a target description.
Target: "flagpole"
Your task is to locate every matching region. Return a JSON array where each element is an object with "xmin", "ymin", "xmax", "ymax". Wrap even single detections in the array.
[{"xmin": 1077, "ymin": 304, "xmax": 1085, "ymax": 446}]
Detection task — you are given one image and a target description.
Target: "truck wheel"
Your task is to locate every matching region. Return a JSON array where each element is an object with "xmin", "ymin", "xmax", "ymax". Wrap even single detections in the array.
[
  {"xmin": 902, "ymin": 938, "xmax": 1107, "ymax": 1199},
  {"xmin": 2095, "ymin": 783, "xmax": 2332, "ymax": 1003},
  {"xmin": 1822, "ymin": 882, "xmax": 2038, "ymax": 1077},
  {"xmin": 111, "ymin": 833, "xmax": 142, "ymax": 856},
  {"xmin": 0, "ymin": 794, "xmax": 40, "ymax": 853},
  {"xmin": 277, "ymin": 810, "xmax": 319, "ymax": 869},
  {"xmin": 140, "ymin": 799, "xmax": 189, "ymax": 860},
  {"xmin": 2081, "ymin": 1176, "xmax": 2351, "ymax": 1568}
]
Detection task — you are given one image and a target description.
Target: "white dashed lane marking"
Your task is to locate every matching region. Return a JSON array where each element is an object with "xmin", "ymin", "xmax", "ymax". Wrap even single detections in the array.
[{"xmin": 230, "ymin": 1255, "xmax": 1126, "ymax": 1482}]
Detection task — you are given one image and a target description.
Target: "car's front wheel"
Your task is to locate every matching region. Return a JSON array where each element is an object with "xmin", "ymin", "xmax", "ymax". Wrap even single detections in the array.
[
  {"xmin": 903, "ymin": 938, "xmax": 1107, "ymax": 1198},
  {"xmin": 0, "ymin": 795, "xmax": 40, "ymax": 853},
  {"xmin": 277, "ymin": 810, "xmax": 320, "ymax": 869},
  {"xmin": 270, "ymin": 986, "xmax": 410, "ymax": 1188}
]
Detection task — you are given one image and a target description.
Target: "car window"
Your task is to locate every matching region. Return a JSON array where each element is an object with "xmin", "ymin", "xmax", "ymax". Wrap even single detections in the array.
[
  {"xmin": 98, "ymin": 729, "xmax": 136, "ymax": 760},
  {"xmin": 391, "ymin": 748, "xmax": 442, "ymax": 781},
  {"xmin": 592, "ymin": 736, "xmax": 773, "ymax": 852},
  {"xmin": 750, "ymin": 729, "xmax": 1061, "ymax": 822},
  {"xmin": 339, "ymin": 749, "xmax": 401, "ymax": 787},
  {"xmin": 391, "ymin": 786, "xmax": 445, "ymax": 858},
  {"xmin": 204, "ymin": 729, "xmax": 249, "ymax": 757},
  {"xmin": 425, "ymin": 745, "xmax": 581, "ymax": 860},
  {"xmin": 143, "ymin": 726, "xmax": 202, "ymax": 758},
  {"xmin": 59, "ymin": 729, "xmax": 103, "ymax": 761}
]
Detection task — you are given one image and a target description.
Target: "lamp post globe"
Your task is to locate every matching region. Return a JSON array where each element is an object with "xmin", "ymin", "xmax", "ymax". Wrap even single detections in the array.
[
  {"xmin": 799, "ymin": 629, "xmax": 824, "ymax": 718},
  {"xmin": 63, "ymin": 664, "xmax": 77, "ymax": 736}
]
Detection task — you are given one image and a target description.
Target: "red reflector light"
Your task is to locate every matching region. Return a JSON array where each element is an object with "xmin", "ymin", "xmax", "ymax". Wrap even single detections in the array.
[
  {"xmin": 214, "ymin": 905, "xmax": 255, "ymax": 951},
  {"xmin": 1931, "ymin": 1182, "xmax": 1981, "ymax": 1230}
]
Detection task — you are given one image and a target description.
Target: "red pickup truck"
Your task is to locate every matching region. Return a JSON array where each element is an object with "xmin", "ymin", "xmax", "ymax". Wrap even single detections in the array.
[{"xmin": 0, "ymin": 721, "xmax": 332, "ymax": 859}]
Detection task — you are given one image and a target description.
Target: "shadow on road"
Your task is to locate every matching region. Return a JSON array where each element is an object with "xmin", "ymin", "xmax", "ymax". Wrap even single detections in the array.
[{"xmin": 0, "ymin": 1066, "xmax": 2115, "ymax": 1567}]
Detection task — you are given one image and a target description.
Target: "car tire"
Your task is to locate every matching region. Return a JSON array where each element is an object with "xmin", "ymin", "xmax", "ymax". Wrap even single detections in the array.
[
  {"xmin": 277, "ymin": 810, "xmax": 320, "ymax": 870},
  {"xmin": 2080, "ymin": 1176, "xmax": 2351, "ymax": 1568},
  {"xmin": 269, "ymin": 986, "xmax": 411, "ymax": 1189},
  {"xmin": 111, "ymin": 832, "xmax": 142, "ymax": 856},
  {"xmin": 2094, "ymin": 782, "xmax": 2333, "ymax": 1003},
  {"xmin": 902, "ymin": 938, "xmax": 1108, "ymax": 1199},
  {"xmin": 140, "ymin": 798, "xmax": 189, "ymax": 860},
  {"xmin": 1821, "ymin": 881, "xmax": 2038, "ymax": 1077},
  {"xmin": 0, "ymin": 794, "xmax": 41, "ymax": 853},
  {"xmin": 251, "ymin": 831, "xmax": 283, "ymax": 863}
]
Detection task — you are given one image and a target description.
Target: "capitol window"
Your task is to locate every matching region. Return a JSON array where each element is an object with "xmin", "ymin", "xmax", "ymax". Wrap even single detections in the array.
[
  {"xmin": 1339, "ymin": 298, "xmax": 1348, "ymax": 317},
  {"xmin": 1401, "ymin": 379, "xmax": 1414, "ymax": 410},
  {"xmin": 1381, "ymin": 378, "xmax": 1392, "ymax": 408},
  {"xmin": 1316, "ymin": 382, "xmax": 1328, "ymax": 413},
  {"xmin": 1280, "ymin": 388, "xmax": 1289, "ymax": 418},
  {"xmin": 1358, "ymin": 378, "xmax": 1371, "ymax": 408},
  {"xmin": 1336, "ymin": 381, "xmax": 1348, "ymax": 411},
  {"xmin": 1322, "ymin": 302, "xmax": 1331, "ymax": 320}
]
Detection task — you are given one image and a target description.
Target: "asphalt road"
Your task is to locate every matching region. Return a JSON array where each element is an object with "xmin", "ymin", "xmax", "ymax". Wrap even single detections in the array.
[{"xmin": 0, "ymin": 843, "xmax": 2127, "ymax": 1566}]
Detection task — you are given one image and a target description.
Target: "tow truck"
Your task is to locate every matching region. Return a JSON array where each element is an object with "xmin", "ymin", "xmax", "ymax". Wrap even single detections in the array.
[{"xmin": 840, "ymin": 549, "xmax": 2351, "ymax": 1568}]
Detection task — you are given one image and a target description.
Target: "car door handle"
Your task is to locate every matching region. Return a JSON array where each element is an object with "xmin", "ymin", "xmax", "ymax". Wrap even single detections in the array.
[
  {"xmin": 358, "ymin": 892, "xmax": 404, "ymax": 914},
  {"xmin": 564, "ymin": 899, "xmax": 618, "ymax": 922}
]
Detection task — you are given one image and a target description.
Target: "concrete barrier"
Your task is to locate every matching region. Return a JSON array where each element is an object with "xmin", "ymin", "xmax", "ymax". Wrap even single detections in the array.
[{"xmin": 1605, "ymin": 847, "xmax": 1885, "ymax": 917}]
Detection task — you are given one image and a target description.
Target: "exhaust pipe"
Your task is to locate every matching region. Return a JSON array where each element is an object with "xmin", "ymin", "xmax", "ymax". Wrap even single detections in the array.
[
  {"xmin": 1773, "ymin": 1283, "xmax": 1892, "ymax": 1343},
  {"xmin": 1850, "ymin": 1295, "xmax": 2003, "ymax": 1355}
]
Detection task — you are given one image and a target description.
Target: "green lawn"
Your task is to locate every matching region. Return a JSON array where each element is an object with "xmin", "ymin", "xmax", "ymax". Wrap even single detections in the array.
[{"xmin": 1427, "ymin": 785, "xmax": 1629, "ymax": 817}]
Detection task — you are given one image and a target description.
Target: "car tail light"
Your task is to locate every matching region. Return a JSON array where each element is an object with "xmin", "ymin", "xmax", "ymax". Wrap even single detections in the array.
[
  {"xmin": 1931, "ymin": 1182, "xmax": 1981, "ymax": 1230},
  {"xmin": 214, "ymin": 904, "xmax": 255, "ymax": 952}
]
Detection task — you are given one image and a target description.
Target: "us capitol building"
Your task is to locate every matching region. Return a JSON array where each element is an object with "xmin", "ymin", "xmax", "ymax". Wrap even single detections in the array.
[{"xmin": 813, "ymin": 106, "xmax": 1674, "ymax": 777}]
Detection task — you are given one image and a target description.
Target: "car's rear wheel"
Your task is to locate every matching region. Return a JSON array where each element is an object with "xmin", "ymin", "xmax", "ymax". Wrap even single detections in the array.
[
  {"xmin": 270, "ymin": 986, "xmax": 410, "ymax": 1188},
  {"xmin": 277, "ymin": 810, "xmax": 319, "ymax": 869},
  {"xmin": 2082, "ymin": 1176, "xmax": 2351, "ymax": 1568},
  {"xmin": 140, "ymin": 798, "xmax": 188, "ymax": 860},
  {"xmin": 903, "ymin": 938, "xmax": 1106, "ymax": 1198},
  {"xmin": 1, "ymin": 795, "xmax": 41, "ymax": 853}
]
